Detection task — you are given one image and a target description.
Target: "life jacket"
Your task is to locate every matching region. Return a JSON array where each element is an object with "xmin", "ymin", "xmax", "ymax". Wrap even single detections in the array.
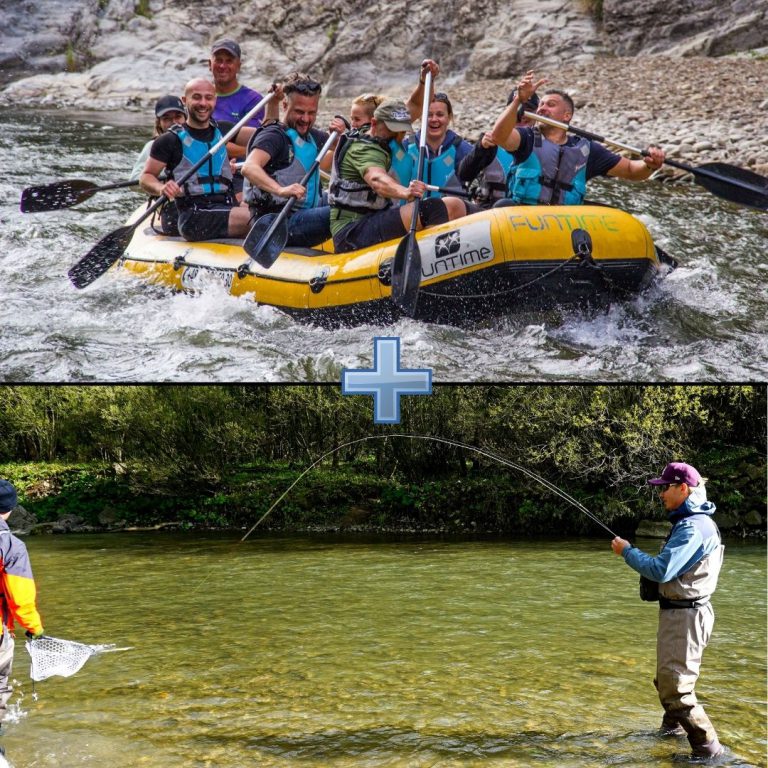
[
  {"xmin": 243, "ymin": 123, "xmax": 322, "ymax": 212},
  {"xmin": 509, "ymin": 128, "xmax": 589, "ymax": 206},
  {"xmin": 472, "ymin": 146, "xmax": 515, "ymax": 207},
  {"xmin": 168, "ymin": 122, "xmax": 233, "ymax": 200},
  {"xmin": 407, "ymin": 131, "xmax": 465, "ymax": 198},
  {"xmin": 658, "ymin": 514, "xmax": 724, "ymax": 602},
  {"xmin": 328, "ymin": 129, "xmax": 392, "ymax": 213},
  {"xmin": 387, "ymin": 138, "xmax": 415, "ymax": 207}
]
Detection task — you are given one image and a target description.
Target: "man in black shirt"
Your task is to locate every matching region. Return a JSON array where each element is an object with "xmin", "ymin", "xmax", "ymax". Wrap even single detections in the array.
[
  {"xmin": 241, "ymin": 74, "xmax": 343, "ymax": 248},
  {"xmin": 140, "ymin": 77, "xmax": 252, "ymax": 241}
]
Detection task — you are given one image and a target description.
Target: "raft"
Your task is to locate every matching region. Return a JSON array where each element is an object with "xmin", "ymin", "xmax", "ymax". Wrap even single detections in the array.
[{"xmin": 116, "ymin": 204, "xmax": 674, "ymax": 325}]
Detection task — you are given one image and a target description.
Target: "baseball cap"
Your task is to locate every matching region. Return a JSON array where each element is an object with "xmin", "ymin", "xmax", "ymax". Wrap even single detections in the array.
[
  {"xmin": 647, "ymin": 462, "xmax": 703, "ymax": 487},
  {"xmin": 211, "ymin": 38, "xmax": 241, "ymax": 58},
  {"xmin": 374, "ymin": 100, "xmax": 413, "ymax": 132},
  {"xmin": 0, "ymin": 480, "xmax": 18, "ymax": 513},
  {"xmin": 154, "ymin": 94, "xmax": 186, "ymax": 118}
]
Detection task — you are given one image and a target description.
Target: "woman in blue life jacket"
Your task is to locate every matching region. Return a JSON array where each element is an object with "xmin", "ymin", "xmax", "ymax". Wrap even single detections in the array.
[
  {"xmin": 404, "ymin": 91, "xmax": 473, "ymax": 199},
  {"xmin": 490, "ymin": 70, "xmax": 664, "ymax": 207}
]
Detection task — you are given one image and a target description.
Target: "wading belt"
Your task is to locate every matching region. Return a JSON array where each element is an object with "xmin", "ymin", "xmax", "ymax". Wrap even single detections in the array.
[{"xmin": 659, "ymin": 596, "xmax": 710, "ymax": 610}]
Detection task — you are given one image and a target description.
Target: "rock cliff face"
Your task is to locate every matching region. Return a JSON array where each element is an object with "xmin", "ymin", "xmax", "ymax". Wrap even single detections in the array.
[
  {"xmin": 601, "ymin": 0, "xmax": 768, "ymax": 57},
  {"xmin": 1, "ymin": 0, "xmax": 765, "ymax": 106}
]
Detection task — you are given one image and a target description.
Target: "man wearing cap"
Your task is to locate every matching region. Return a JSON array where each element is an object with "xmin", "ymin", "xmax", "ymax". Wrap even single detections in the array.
[
  {"xmin": 490, "ymin": 69, "xmax": 665, "ymax": 206},
  {"xmin": 242, "ymin": 73, "xmax": 341, "ymax": 248},
  {"xmin": 0, "ymin": 480, "xmax": 44, "ymax": 717},
  {"xmin": 611, "ymin": 462, "xmax": 725, "ymax": 760},
  {"xmin": 328, "ymin": 100, "xmax": 469, "ymax": 253},
  {"xmin": 209, "ymin": 39, "xmax": 264, "ymax": 131},
  {"xmin": 140, "ymin": 77, "xmax": 252, "ymax": 241}
]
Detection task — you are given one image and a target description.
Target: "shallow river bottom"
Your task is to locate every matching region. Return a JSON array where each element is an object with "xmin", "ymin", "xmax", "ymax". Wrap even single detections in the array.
[{"xmin": 2, "ymin": 534, "xmax": 765, "ymax": 767}]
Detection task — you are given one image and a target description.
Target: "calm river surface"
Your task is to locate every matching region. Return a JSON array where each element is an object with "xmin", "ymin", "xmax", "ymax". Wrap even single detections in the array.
[
  {"xmin": 2, "ymin": 534, "xmax": 765, "ymax": 767},
  {"xmin": 1, "ymin": 109, "xmax": 767, "ymax": 382}
]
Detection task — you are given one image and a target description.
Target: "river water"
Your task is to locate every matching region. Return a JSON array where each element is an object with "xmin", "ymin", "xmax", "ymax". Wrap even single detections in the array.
[
  {"xmin": 1, "ymin": 108, "xmax": 766, "ymax": 382},
  {"xmin": 2, "ymin": 533, "xmax": 765, "ymax": 767}
]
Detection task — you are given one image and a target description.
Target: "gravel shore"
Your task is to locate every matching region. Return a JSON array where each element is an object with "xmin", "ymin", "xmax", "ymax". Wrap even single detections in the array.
[{"xmin": 323, "ymin": 55, "xmax": 768, "ymax": 178}]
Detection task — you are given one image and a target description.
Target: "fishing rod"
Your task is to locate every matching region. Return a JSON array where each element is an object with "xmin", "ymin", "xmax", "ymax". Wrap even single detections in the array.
[{"xmin": 241, "ymin": 433, "xmax": 619, "ymax": 541}]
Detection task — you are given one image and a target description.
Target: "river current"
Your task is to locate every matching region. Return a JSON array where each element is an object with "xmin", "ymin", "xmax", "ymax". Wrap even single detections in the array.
[
  {"xmin": 1, "ymin": 533, "xmax": 765, "ymax": 768},
  {"xmin": 1, "ymin": 109, "xmax": 766, "ymax": 382}
]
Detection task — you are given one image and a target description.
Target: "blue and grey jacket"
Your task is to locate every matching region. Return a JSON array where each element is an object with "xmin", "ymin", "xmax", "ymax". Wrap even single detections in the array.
[
  {"xmin": 406, "ymin": 129, "xmax": 470, "ymax": 198},
  {"xmin": 168, "ymin": 122, "xmax": 233, "ymax": 200},
  {"xmin": 509, "ymin": 128, "xmax": 589, "ymax": 206},
  {"xmin": 623, "ymin": 488, "xmax": 724, "ymax": 601}
]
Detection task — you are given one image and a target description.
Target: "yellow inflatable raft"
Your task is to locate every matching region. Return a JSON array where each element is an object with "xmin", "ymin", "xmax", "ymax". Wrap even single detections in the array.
[{"xmin": 117, "ymin": 204, "xmax": 673, "ymax": 325}]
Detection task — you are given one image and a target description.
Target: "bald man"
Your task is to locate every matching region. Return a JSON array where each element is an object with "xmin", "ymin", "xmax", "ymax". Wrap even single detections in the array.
[{"xmin": 140, "ymin": 78, "xmax": 252, "ymax": 240}]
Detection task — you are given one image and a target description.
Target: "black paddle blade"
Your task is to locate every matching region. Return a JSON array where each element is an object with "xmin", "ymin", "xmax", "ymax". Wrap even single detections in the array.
[
  {"xmin": 67, "ymin": 225, "xmax": 135, "ymax": 289},
  {"xmin": 20, "ymin": 179, "xmax": 97, "ymax": 212},
  {"xmin": 692, "ymin": 162, "xmax": 768, "ymax": 211},
  {"xmin": 391, "ymin": 232, "xmax": 422, "ymax": 317},
  {"xmin": 243, "ymin": 213, "xmax": 289, "ymax": 269}
]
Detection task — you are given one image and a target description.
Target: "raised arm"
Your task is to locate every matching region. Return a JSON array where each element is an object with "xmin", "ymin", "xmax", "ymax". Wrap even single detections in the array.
[
  {"xmin": 490, "ymin": 70, "xmax": 547, "ymax": 152},
  {"xmin": 406, "ymin": 59, "xmax": 439, "ymax": 121}
]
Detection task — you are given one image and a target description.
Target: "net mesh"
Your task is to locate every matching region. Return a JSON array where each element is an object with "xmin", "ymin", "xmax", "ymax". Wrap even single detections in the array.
[{"xmin": 25, "ymin": 636, "xmax": 123, "ymax": 682}]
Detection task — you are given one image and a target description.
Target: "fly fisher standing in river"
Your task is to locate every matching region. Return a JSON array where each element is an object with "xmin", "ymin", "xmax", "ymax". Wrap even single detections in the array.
[{"xmin": 611, "ymin": 462, "xmax": 725, "ymax": 760}]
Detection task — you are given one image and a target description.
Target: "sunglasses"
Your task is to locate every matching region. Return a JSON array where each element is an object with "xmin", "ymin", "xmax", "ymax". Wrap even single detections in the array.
[
  {"xmin": 658, "ymin": 483, "xmax": 680, "ymax": 493},
  {"xmin": 285, "ymin": 80, "xmax": 322, "ymax": 96}
]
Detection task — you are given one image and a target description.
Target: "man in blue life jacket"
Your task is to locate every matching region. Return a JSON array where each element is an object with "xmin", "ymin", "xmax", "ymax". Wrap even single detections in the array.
[
  {"xmin": 241, "ymin": 73, "xmax": 343, "ymax": 248},
  {"xmin": 611, "ymin": 462, "xmax": 725, "ymax": 760},
  {"xmin": 490, "ymin": 70, "xmax": 665, "ymax": 206},
  {"xmin": 140, "ymin": 77, "xmax": 252, "ymax": 241},
  {"xmin": 328, "ymin": 99, "xmax": 470, "ymax": 253},
  {"xmin": 458, "ymin": 90, "xmax": 540, "ymax": 208}
]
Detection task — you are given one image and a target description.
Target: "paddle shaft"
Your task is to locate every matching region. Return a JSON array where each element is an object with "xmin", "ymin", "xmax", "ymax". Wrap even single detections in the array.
[
  {"xmin": 90, "ymin": 180, "xmax": 139, "ymax": 192},
  {"xmin": 425, "ymin": 183, "xmax": 470, "ymax": 198},
  {"xmin": 247, "ymin": 130, "xmax": 337, "ymax": 258},
  {"xmin": 132, "ymin": 92, "xmax": 275, "ymax": 232},
  {"xmin": 410, "ymin": 70, "xmax": 433, "ymax": 235},
  {"xmin": 523, "ymin": 110, "xmax": 767, "ymax": 195}
]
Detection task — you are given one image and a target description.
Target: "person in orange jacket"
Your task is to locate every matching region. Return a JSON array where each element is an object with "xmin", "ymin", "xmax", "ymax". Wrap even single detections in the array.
[{"xmin": 0, "ymin": 480, "xmax": 44, "ymax": 716}]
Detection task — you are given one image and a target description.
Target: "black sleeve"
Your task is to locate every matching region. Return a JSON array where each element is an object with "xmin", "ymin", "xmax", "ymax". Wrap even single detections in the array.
[
  {"xmin": 250, "ymin": 125, "xmax": 291, "ymax": 172},
  {"xmin": 310, "ymin": 127, "xmax": 330, "ymax": 146},
  {"xmin": 148, "ymin": 132, "xmax": 182, "ymax": 170},
  {"xmin": 457, "ymin": 138, "xmax": 498, "ymax": 183}
]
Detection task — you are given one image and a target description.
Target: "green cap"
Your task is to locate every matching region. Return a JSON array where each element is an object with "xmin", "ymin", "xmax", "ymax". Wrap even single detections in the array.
[{"xmin": 374, "ymin": 100, "xmax": 412, "ymax": 132}]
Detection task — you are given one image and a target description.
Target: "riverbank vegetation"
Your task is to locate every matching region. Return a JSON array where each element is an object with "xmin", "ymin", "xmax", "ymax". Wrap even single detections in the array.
[{"xmin": 0, "ymin": 385, "xmax": 764, "ymax": 537}]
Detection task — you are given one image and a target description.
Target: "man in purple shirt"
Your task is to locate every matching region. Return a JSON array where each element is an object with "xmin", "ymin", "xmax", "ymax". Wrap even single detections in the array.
[{"xmin": 208, "ymin": 38, "xmax": 265, "ymax": 194}]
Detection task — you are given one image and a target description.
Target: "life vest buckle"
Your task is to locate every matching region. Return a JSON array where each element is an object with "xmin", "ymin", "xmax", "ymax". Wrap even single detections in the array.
[{"xmin": 377, "ymin": 258, "xmax": 393, "ymax": 286}]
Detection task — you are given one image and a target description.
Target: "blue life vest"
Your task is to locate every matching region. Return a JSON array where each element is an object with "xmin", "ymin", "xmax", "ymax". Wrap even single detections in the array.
[
  {"xmin": 510, "ymin": 128, "xmax": 589, "ymax": 205},
  {"xmin": 407, "ymin": 131, "xmax": 465, "ymax": 198},
  {"xmin": 388, "ymin": 138, "xmax": 415, "ymax": 207},
  {"xmin": 243, "ymin": 124, "xmax": 322, "ymax": 211},
  {"xmin": 169, "ymin": 122, "xmax": 232, "ymax": 199}
]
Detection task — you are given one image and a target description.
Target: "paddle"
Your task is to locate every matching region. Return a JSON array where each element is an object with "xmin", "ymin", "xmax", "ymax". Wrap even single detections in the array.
[
  {"xmin": 67, "ymin": 92, "xmax": 274, "ymax": 289},
  {"xmin": 425, "ymin": 183, "xmax": 471, "ymax": 198},
  {"xmin": 237, "ymin": 130, "xmax": 338, "ymax": 274},
  {"xmin": 523, "ymin": 111, "xmax": 768, "ymax": 211},
  {"xmin": 391, "ymin": 69, "xmax": 432, "ymax": 317},
  {"xmin": 21, "ymin": 179, "xmax": 139, "ymax": 213}
]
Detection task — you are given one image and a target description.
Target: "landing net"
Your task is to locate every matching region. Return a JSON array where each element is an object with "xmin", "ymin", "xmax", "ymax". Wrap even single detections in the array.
[{"xmin": 25, "ymin": 635, "xmax": 132, "ymax": 682}]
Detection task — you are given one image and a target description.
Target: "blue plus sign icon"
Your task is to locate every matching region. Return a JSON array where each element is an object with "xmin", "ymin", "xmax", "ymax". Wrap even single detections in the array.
[{"xmin": 342, "ymin": 337, "xmax": 433, "ymax": 424}]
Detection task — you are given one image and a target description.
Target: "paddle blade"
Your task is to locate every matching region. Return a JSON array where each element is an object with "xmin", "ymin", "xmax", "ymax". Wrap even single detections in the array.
[
  {"xmin": 20, "ymin": 179, "xmax": 97, "ymax": 212},
  {"xmin": 691, "ymin": 162, "xmax": 768, "ymax": 211},
  {"xmin": 391, "ymin": 231, "xmax": 422, "ymax": 317},
  {"xmin": 243, "ymin": 213, "xmax": 288, "ymax": 269},
  {"xmin": 68, "ymin": 225, "xmax": 135, "ymax": 288}
]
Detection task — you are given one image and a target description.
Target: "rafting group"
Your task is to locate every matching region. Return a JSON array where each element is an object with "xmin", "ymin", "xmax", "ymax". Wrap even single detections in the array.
[
  {"xmin": 21, "ymin": 37, "xmax": 766, "ymax": 319},
  {"xmin": 130, "ymin": 39, "xmax": 666, "ymax": 262}
]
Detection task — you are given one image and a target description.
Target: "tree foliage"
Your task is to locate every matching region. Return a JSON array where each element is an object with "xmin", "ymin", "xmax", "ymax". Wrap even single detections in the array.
[{"xmin": 0, "ymin": 385, "xmax": 763, "ymax": 533}]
